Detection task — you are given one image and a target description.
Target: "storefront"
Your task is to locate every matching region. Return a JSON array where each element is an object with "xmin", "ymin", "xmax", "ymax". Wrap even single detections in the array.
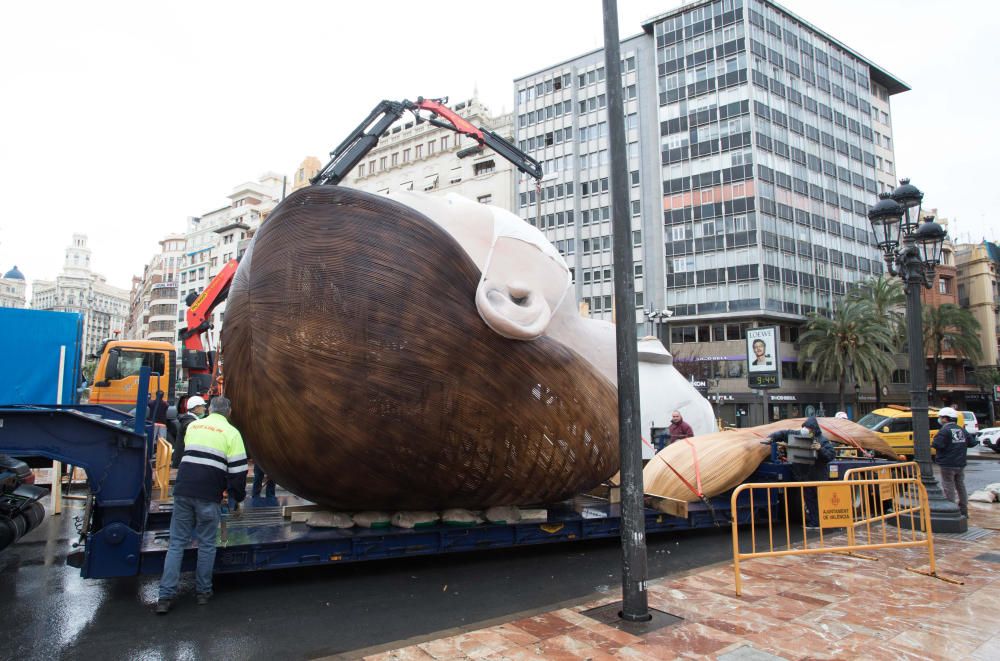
[{"xmin": 711, "ymin": 392, "xmax": 847, "ymax": 427}]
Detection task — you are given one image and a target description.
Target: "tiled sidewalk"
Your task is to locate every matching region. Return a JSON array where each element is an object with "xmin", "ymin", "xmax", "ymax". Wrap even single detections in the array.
[{"xmin": 356, "ymin": 503, "xmax": 1000, "ymax": 660}]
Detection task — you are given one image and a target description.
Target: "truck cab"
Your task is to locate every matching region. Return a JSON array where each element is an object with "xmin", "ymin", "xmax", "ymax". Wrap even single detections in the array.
[{"xmin": 89, "ymin": 340, "xmax": 176, "ymax": 410}]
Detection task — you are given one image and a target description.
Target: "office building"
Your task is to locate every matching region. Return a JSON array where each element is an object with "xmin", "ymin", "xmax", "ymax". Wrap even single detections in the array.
[{"xmin": 513, "ymin": 0, "xmax": 906, "ymax": 425}]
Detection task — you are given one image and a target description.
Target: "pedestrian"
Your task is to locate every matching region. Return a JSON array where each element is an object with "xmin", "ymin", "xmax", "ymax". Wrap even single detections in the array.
[
  {"xmin": 171, "ymin": 396, "xmax": 207, "ymax": 469},
  {"xmin": 933, "ymin": 407, "xmax": 976, "ymax": 518},
  {"xmin": 768, "ymin": 416, "xmax": 835, "ymax": 527},
  {"xmin": 252, "ymin": 461, "xmax": 276, "ymax": 499},
  {"xmin": 148, "ymin": 390, "xmax": 168, "ymax": 425},
  {"xmin": 667, "ymin": 410, "xmax": 694, "ymax": 445},
  {"xmin": 155, "ymin": 396, "xmax": 247, "ymax": 614}
]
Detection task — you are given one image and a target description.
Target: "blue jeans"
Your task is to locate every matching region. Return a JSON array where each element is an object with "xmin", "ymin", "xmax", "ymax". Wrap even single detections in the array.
[
  {"xmin": 252, "ymin": 464, "xmax": 275, "ymax": 498},
  {"xmin": 158, "ymin": 494, "xmax": 220, "ymax": 599}
]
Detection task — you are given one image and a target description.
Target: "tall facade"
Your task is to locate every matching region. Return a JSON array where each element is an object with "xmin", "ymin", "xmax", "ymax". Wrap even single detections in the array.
[
  {"xmin": 956, "ymin": 240, "xmax": 1000, "ymax": 369},
  {"xmin": 514, "ymin": 0, "xmax": 907, "ymax": 425},
  {"xmin": 346, "ymin": 96, "xmax": 517, "ymax": 211},
  {"xmin": 31, "ymin": 234, "xmax": 130, "ymax": 361},
  {"xmin": 290, "ymin": 156, "xmax": 321, "ymax": 193},
  {"xmin": 177, "ymin": 173, "xmax": 283, "ymax": 352},
  {"xmin": 1, "ymin": 266, "xmax": 27, "ymax": 308},
  {"xmin": 124, "ymin": 235, "xmax": 184, "ymax": 343}
]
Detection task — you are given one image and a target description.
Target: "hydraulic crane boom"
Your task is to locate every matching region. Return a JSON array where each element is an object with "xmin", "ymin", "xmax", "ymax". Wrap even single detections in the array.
[
  {"xmin": 311, "ymin": 97, "xmax": 543, "ymax": 186},
  {"xmin": 176, "ymin": 97, "xmax": 541, "ymax": 401}
]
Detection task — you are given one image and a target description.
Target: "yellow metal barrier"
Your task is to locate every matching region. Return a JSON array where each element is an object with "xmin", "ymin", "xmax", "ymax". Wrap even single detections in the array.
[
  {"xmin": 730, "ymin": 464, "xmax": 960, "ymax": 596},
  {"xmin": 154, "ymin": 437, "xmax": 173, "ymax": 497}
]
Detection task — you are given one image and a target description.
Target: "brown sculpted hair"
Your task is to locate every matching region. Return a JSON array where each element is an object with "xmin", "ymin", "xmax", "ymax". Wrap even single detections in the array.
[{"xmin": 223, "ymin": 186, "xmax": 619, "ymax": 510}]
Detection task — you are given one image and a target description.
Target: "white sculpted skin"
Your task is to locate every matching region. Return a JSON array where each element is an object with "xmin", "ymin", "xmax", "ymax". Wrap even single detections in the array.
[{"xmin": 383, "ymin": 191, "xmax": 715, "ymax": 438}]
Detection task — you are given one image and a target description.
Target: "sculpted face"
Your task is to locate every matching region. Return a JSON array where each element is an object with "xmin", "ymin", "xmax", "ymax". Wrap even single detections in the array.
[
  {"xmin": 389, "ymin": 192, "xmax": 616, "ymax": 382},
  {"xmin": 389, "ymin": 192, "xmax": 571, "ymax": 342}
]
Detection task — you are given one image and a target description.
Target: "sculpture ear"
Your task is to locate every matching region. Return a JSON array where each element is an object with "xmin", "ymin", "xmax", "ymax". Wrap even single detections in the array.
[{"xmin": 476, "ymin": 278, "xmax": 552, "ymax": 340}]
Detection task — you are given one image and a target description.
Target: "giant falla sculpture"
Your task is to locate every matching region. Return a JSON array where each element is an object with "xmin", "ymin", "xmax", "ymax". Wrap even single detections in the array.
[
  {"xmin": 224, "ymin": 186, "xmax": 620, "ymax": 510},
  {"xmin": 224, "ymin": 186, "xmax": 712, "ymax": 510}
]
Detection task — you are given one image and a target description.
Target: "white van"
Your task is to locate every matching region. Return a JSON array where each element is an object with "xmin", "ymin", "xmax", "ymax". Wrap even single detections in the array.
[{"xmin": 959, "ymin": 410, "xmax": 979, "ymax": 439}]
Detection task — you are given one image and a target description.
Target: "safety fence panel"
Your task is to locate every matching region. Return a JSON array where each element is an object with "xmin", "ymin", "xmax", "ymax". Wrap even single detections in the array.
[
  {"xmin": 730, "ymin": 468, "xmax": 940, "ymax": 596},
  {"xmin": 154, "ymin": 437, "xmax": 172, "ymax": 497}
]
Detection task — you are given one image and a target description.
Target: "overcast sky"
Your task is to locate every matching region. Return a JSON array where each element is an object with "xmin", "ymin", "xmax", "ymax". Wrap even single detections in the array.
[{"xmin": 1, "ymin": 0, "xmax": 996, "ymax": 293}]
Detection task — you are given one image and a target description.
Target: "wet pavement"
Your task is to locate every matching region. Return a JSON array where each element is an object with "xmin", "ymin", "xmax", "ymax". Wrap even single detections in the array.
[{"xmin": 2, "ymin": 458, "xmax": 997, "ymax": 660}]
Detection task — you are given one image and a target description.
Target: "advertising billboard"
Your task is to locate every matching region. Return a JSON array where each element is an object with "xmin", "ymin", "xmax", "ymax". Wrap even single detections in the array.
[{"xmin": 746, "ymin": 326, "xmax": 780, "ymax": 389}]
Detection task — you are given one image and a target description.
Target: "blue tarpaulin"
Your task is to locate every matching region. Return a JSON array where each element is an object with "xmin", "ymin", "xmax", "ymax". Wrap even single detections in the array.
[{"xmin": 0, "ymin": 308, "xmax": 83, "ymax": 405}]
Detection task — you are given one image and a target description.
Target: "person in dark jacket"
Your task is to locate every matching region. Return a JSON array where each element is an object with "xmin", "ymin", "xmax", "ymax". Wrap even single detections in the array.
[
  {"xmin": 156, "ymin": 396, "xmax": 247, "ymax": 614},
  {"xmin": 768, "ymin": 416, "xmax": 836, "ymax": 527},
  {"xmin": 667, "ymin": 410, "xmax": 695, "ymax": 445},
  {"xmin": 932, "ymin": 407, "xmax": 976, "ymax": 517},
  {"xmin": 148, "ymin": 390, "xmax": 168, "ymax": 426},
  {"xmin": 171, "ymin": 396, "xmax": 207, "ymax": 468}
]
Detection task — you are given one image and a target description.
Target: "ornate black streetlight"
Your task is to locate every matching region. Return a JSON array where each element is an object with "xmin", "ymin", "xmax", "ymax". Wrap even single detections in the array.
[{"xmin": 867, "ymin": 179, "xmax": 963, "ymax": 532}]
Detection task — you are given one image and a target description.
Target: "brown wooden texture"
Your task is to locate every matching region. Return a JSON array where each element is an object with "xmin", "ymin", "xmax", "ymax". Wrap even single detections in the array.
[{"xmin": 223, "ymin": 186, "xmax": 619, "ymax": 510}]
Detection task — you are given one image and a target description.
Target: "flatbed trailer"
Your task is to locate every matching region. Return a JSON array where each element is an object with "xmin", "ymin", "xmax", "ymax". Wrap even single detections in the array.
[{"xmin": 0, "ymin": 369, "xmax": 894, "ymax": 579}]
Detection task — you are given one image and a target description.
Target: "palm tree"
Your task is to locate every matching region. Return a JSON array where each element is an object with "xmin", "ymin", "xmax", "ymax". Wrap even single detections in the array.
[
  {"xmin": 847, "ymin": 276, "xmax": 905, "ymax": 407},
  {"xmin": 798, "ymin": 298, "xmax": 897, "ymax": 412},
  {"xmin": 923, "ymin": 303, "xmax": 982, "ymax": 404}
]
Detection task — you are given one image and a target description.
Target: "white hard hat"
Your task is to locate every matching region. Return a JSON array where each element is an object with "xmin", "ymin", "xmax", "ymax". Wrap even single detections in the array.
[
  {"xmin": 937, "ymin": 407, "xmax": 958, "ymax": 420},
  {"xmin": 187, "ymin": 395, "xmax": 207, "ymax": 409},
  {"xmin": 835, "ymin": 411, "xmax": 849, "ymax": 419}
]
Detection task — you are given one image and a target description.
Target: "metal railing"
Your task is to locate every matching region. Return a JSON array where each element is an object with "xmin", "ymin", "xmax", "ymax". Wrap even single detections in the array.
[{"xmin": 729, "ymin": 462, "xmax": 959, "ymax": 595}]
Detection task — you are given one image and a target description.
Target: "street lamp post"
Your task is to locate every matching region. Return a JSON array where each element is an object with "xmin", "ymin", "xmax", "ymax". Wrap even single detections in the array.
[{"xmin": 867, "ymin": 179, "xmax": 965, "ymax": 533}]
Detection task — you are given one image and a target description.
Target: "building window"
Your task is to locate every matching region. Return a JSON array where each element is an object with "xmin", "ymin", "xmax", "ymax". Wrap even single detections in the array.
[
  {"xmin": 891, "ymin": 369, "xmax": 910, "ymax": 384},
  {"xmin": 402, "ymin": 149, "xmax": 411, "ymax": 162},
  {"xmin": 477, "ymin": 194, "xmax": 492, "ymax": 204},
  {"xmin": 427, "ymin": 141, "xmax": 435, "ymax": 155},
  {"xmin": 473, "ymin": 160, "xmax": 495, "ymax": 176},
  {"xmin": 938, "ymin": 278, "xmax": 950, "ymax": 294},
  {"xmin": 441, "ymin": 136, "xmax": 450, "ymax": 151},
  {"xmin": 391, "ymin": 153, "xmax": 399, "ymax": 166},
  {"xmin": 415, "ymin": 145, "xmax": 423, "ymax": 159},
  {"xmin": 380, "ymin": 156, "xmax": 387, "ymax": 169}
]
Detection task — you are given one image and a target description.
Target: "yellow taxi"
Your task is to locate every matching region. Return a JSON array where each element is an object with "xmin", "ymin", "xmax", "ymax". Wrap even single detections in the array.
[{"xmin": 857, "ymin": 405, "xmax": 965, "ymax": 458}]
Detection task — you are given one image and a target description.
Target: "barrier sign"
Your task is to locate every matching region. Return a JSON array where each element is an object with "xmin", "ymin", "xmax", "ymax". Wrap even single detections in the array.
[
  {"xmin": 818, "ymin": 484, "xmax": 853, "ymax": 529},
  {"xmin": 877, "ymin": 467, "xmax": 893, "ymax": 501}
]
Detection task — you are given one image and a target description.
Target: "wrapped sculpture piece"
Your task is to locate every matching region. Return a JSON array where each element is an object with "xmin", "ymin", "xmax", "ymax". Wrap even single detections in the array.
[
  {"xmin": 642, "ymin": 417, "xmax": 900, "ymax": 502},
  {"xmin": 224, "ymin": 186, "xmax": 620, "ymax": 510}
]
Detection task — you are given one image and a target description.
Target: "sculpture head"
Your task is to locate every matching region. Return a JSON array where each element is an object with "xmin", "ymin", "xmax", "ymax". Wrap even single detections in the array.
[{"xmin": 223, "ymin": 186, "xmax": 619, "ymax": 510}]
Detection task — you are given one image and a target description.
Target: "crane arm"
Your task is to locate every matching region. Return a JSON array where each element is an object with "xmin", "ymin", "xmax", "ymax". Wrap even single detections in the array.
[{"xmin": 311, "ymin": 97, "xmax": 542, "ymax": 187}]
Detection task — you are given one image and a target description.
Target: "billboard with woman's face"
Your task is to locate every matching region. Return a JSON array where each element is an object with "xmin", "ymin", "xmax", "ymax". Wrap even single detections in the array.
[{"xmin": 746, "ymin": 326, "xmax": 780, "ymax": 388}]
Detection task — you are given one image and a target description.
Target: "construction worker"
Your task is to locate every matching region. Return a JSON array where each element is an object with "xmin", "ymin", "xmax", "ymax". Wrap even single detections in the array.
[
  {"xmin": 768, "ymin": 417, "xmax": 835, "ymax": 528},
  {"xmin": 171, "ymin": 396, "xmax": 207, "ymax": 469},
  {"xmin": 155, "ymin": 396, "xmax": 247, "ymax": 614},
  {"xmin": 933, "ymin": 407, "xmax": 976, "ymax": 518}
]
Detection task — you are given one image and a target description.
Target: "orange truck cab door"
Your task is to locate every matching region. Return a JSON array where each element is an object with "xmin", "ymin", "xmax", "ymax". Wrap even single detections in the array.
[{"xmin": 90, "ymin": 343, "xmax": 176, "ymax": 411}]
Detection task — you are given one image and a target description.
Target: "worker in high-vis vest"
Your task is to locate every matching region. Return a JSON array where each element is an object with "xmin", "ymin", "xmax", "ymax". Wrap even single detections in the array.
[{"xmin": 156, "ymin": 396, "xmax": 247, "ymax": 614}]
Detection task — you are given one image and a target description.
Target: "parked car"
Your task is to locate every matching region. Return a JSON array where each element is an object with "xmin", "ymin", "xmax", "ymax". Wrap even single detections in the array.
[
  {"xmin": 857, "ymin": 405, "xmax": 966, "ymax": 458},
  {"xmin": 979, "ymin": 427, "xmax": 1000, "ymax": 454},
  {"xmin": 1, "ymin": 454, "xmax": 48, "ymax": 553},
  {"xmin": 959, "ymin": 410, "xmax": 980, "ymax": 440}
]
